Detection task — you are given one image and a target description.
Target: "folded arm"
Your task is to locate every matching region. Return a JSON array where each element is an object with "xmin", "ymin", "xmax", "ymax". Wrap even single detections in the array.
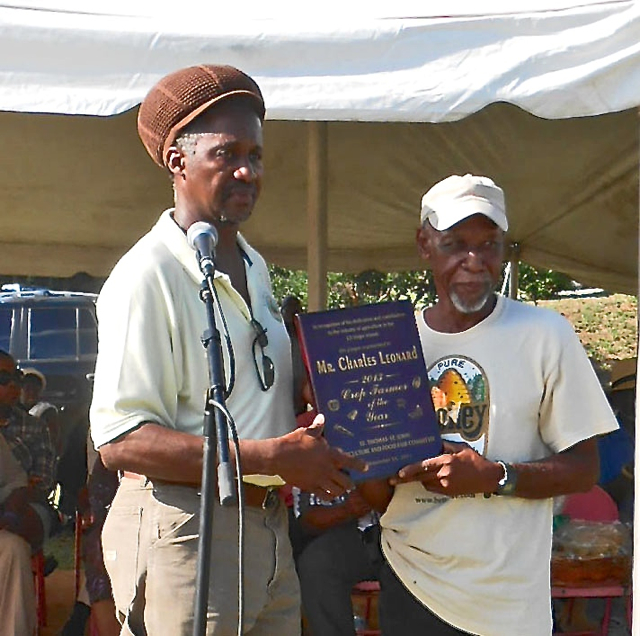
[{"xmin": 0, "ymin": 487, "xmax": 44, "ymax": 548}]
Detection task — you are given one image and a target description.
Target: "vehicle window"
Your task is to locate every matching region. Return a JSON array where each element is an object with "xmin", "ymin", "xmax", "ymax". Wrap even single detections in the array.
[
  {"xmin": 29, "ymin": 307, "xmax": 77, "ymax": 360},
  {"xmin": 0, "ymin": 308, "xmax": 11, "ymax": 353},
  {"xmin": 78, "ymin": 307, "xmax": 98, "ymax": 356}
]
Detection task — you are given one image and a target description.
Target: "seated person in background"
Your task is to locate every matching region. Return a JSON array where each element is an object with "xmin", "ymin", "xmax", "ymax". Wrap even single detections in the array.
[
  {"xmin": 0, "ymin": 350, "xmax": 57, "ymax": 536},
  {"xmin": 279, "ymin": 295, "xmax": 317, "ymax": 557},
  {"xmin": 601, "ymin": 357, "xmax": 636, "ymax": 523},
  {"xmin": 294, "ymin": 487, "xmax": 382, "ymax": 636},
  {"xmin": 21, "ymin": 367, "xmax": 62, "ymax": 458},
  {"xmin": 20, "ymin": 365, "xmax": 85, "ymax": 522},
  {"xmin": 0, "ymin": 431, "xmax": 45, "ymax": 636},
  {"xmin": 20, "ymin": 367, "xmax": 47, "ymax": 411}
]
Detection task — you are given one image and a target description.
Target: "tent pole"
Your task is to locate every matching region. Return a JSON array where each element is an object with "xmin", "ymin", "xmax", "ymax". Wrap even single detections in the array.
[
  {"xmin": 633, "ymin": 110, "xmax": 640, "ymax": 636},
  {"xmin": 509, "ymin": 242, "xmax": 520, "ymax": 299},
  {"xmin": 307, "ymin": 121, "xmax": 328, "ymax": 311}
]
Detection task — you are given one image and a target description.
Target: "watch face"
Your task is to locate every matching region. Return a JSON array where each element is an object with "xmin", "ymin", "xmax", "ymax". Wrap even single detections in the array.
[{"xmin": 497, "ymin": 462, "xmax": 517, "ymax": 496}]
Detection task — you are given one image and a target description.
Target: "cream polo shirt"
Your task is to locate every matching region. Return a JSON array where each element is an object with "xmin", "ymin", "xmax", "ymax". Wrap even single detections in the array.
[
  {"xmin": 90, "ymin": 210, "xmax": 296, "ymax": 470},
  {"xmin": 382, "ymin": 296, "xmax": 618, "ymax": 636}
]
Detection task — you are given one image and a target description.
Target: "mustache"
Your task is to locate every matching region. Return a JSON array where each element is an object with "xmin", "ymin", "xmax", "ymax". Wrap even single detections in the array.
[{"xmin": 223, "ymin": 183, "xmax": 256, "ymax": 198}]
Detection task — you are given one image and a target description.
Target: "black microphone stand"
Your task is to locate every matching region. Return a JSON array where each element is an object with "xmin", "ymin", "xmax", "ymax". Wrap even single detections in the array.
[{"xmin": 193, "ymin": 272, "xmax": 236, "ymax": 636}]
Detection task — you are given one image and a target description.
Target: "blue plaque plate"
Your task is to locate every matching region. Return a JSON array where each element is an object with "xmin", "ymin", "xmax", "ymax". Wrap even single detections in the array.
[{"xmin": 296, "ymin": 300, "xmax": 442, "ymax": 481}]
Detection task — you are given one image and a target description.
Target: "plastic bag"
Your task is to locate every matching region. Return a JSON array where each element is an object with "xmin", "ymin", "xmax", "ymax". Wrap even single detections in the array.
[{"xmin": 551, "ymin": 520, "xmax": 632, "ymax": 586}]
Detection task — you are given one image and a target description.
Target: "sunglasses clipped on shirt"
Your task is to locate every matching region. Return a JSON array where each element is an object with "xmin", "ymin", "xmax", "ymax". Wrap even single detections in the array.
[
  {"xmin": 250, "ymin": 318, "xmax": 275, "ymax": 391},
  {"xmin": 0, "ymin": 370, "xmax": 24, "ymax": 386}
]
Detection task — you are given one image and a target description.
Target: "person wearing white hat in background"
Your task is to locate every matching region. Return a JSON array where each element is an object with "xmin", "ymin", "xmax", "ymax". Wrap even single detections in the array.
[
  {"xmin": 359, "ymin": 174, "xmax": 619, "ymax": 635},
  {"xmin": 20, "ymin": 367, "xmax": 62, "ymax": 457},
  {"xmin": 20, "ymin": 367, "xmax": 47, "ymax": 411}
]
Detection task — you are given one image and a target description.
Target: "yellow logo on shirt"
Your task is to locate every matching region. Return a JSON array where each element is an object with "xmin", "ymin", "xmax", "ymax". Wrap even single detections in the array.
[{"xmin": 428, "ymin": 355, "xmax": 490, "ymax": 454}]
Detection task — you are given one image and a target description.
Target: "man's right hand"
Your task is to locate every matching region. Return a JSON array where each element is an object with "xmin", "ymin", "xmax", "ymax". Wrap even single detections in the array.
[{"xmin": 274, "ymin": 413, "xmax": 367, "ymax": 499}]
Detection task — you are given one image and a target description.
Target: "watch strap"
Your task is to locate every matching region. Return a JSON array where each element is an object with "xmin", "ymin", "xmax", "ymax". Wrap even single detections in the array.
[{"xmin": 495, "ymin": 460, "xmax": 518, "ymax": 496}]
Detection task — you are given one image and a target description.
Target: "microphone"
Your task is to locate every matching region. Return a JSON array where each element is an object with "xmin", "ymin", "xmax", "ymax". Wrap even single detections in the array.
[
  {"xmin": 187, "ymin": 222, "xmax": 218, "ymax": 277},
  {"xmin": 187, "ymin": 221, "xmax": 234, "ymax": 507}
]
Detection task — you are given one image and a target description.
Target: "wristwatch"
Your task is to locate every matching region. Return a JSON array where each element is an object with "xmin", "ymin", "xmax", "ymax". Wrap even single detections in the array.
[{"xmin": 495, "ymin": 460, "xmax": 518, "ymax": 496}]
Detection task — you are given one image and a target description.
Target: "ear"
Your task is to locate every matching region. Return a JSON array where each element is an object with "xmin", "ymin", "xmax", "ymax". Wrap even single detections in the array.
[
  {"xmin": 416, "ymin": 226, "xmax": 432, "ymax": 261},
  {"xmin": 166, "ymin": 146, "xmax": 186, "ymax": 179}
]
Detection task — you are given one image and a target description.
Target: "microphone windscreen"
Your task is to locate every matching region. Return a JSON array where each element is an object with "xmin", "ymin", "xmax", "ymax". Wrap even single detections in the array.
[{"xmin": 187, "ymin": 221, "xmax": 218, "ymax": 251}]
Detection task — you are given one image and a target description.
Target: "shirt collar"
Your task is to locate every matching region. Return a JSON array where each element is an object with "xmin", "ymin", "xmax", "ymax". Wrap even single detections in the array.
[
  {"xmin": 154, "ymin": 209, "xmax": 256, "ymax": 283},
  {"xmin": 154, "ymin": 209, "xmax": 263, "ymax": 321}
]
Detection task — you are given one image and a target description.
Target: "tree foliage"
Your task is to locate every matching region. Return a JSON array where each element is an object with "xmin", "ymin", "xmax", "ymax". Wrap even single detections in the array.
[
  {"xmin": 326, "ymin": 270, "xmax": 436, "ymax": 309},
  {"xmin": 268, "ymin": 266, "xmax": 309, "ymax": 306},
  {"xmin": 515, "ymin": 263, "xmax": 575, "ymax": 303},
  {"xmin": 270, "ymin": 262, "xmax": 577, "ymax": 310},
  {"xmin": 269, "ymin": 266, "xmax": 436, "ymax": 310}
]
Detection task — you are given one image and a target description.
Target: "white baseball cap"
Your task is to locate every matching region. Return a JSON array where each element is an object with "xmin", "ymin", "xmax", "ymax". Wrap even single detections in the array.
[
  {"xmin": 20, "ymin": 367, "xmax": 46, "ymax": 390},
  {"xmin": 420, "ymin": 174, "xmax": 508, "ymax": 232}
]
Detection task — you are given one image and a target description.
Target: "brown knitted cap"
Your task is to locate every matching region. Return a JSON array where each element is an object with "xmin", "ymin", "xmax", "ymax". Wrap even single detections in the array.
[{"xmin": 137, "ymin": 64, "xmax": 266, "ymax": 167}]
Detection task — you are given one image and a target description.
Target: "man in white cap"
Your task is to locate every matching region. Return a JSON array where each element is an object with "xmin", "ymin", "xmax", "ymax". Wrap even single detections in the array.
[{"xmin": 360, "ymin": 174, "xmax": 619, "ymax": 635}]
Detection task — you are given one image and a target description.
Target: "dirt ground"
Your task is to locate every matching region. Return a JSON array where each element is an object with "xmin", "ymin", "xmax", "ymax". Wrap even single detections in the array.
[
  {"xmin": 40, "ymin": 569, "xmax": 77, "ymax": 635},
  {"xmin": 39, "ymin": 569, "xmax": 631, "ymax": 635},
  {"xmin": 40, "ymin": 572, "xmax": 380, "ymax": 635}
]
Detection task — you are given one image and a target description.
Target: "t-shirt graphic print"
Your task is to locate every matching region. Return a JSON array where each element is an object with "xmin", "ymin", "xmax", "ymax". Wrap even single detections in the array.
[{"xmin": 428, "ymin": 355, "xmax": 489, "ymax": 455}]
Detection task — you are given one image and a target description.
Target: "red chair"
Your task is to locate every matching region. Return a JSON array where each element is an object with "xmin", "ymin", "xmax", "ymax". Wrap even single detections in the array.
[
  {"xmin": 352, "ymin": 580, "xmax": 381, "ymax": 635},
  {"xmin": 74, "ymin": 509, "xmax": 103, "ymax": 636},
  {"xmin": 74, "ymin": 509, "xmax": 83, "ymax": 600},
  {"xmin": 560, "ymin": 487, "xmax": 619, "ymax": 523},
  {"xmin": 552, "ymin": 486, "xmax": 632, "ymax": 636},
  {"xmin": 32, "ymin": 550, "xmax": 47, "ymax": 633}
]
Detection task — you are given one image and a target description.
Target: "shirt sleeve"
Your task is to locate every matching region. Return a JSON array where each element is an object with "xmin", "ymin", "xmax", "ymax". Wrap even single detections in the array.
[
  {"xmin": 2, "ymin": 431, "xmax": 31, "ymax": 474},
  {"xmin": 0, "ymin": 434, "xmax": 27, "ymax": 503},
  {"xmin": 90, "ymin": 255, "xmax": 182, "ymax": 448},
  {"xmin": 539, "ymin": 316, "xmax": 619, "ymax": 452}
]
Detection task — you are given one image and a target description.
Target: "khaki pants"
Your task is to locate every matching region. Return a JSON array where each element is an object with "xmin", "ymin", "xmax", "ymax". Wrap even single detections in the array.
[
  {"xmin": 103, "ymin": 477, "xmax": 300, "ymax": 636},
  {"xmin": 0, "ymin": 529, "xmax": 36, "ymax": 636},
  {"xmin": 102, "ymin": 476, "xmax": 151, "ymax": 635}
]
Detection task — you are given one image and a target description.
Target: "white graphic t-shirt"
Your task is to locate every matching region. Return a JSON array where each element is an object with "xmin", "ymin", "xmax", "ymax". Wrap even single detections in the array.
[{"xmin": 381, "ymin": 295, "xmax": 618, "ymax": 636}]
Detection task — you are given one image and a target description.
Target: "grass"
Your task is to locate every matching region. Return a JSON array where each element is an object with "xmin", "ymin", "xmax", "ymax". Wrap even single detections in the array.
[
  {"xmin": 536, "ymin": 294, "xmax": 638, "ymax": 374},
  {"xmin": 47, "ymin": 524, "xmax": 76, "ymax": 571}
]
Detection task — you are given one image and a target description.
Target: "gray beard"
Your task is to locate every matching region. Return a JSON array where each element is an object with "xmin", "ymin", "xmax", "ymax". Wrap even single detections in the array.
[{"xmin": 450, "ymin": 287, "xmax": 496, "ymax": 314}]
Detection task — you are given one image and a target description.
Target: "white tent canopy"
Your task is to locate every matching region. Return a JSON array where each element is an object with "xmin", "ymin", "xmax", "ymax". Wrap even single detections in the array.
[
  {"xmin": 4, "ymin": 1, "xmax": 640, "ymax": 120},
  {"xmin": 0, "ymin": 0, "xmax": 639, "ymax": 294}
]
